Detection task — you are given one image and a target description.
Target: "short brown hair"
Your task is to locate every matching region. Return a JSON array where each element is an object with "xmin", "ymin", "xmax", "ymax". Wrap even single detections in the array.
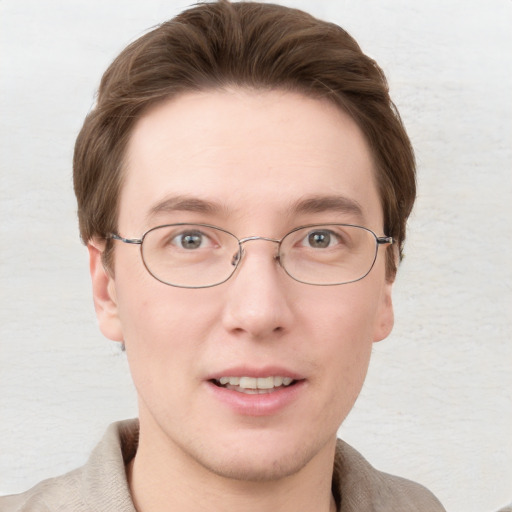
[{"xmin": 73, "ymin": 0, "xmax": 415, "ymax": 277}]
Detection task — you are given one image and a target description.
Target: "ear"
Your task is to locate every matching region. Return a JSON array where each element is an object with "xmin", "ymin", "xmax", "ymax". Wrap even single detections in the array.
[
  {"xmin": 372, "ymin": 279, "xmax": 395, "ymax": 343},
  {"xmin": 88, "ymin": 241, "xmax": 124, "ymax": 342}
]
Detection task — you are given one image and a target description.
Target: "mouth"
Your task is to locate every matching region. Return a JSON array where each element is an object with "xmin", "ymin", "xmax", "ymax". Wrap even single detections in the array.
[{"xmin": 211, "ymin": 376, "xmax": 298, "ymax": 394}]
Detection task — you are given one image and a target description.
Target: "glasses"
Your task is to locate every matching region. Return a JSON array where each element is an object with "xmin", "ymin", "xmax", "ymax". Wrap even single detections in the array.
[{"xmin": 109, "ymin": 223, "xmax": 393, "ymax": 288}]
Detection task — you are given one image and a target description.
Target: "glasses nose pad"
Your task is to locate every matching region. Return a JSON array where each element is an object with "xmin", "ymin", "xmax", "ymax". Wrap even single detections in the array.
[{"xmin": 231, "ymin": 248, "xmax": 243, "ymax": 267}]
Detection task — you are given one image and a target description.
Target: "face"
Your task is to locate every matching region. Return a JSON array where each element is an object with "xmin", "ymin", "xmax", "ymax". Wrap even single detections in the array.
[{"xmin": 89, "ymin": 89, "xmax": 394, "ymax": 482}]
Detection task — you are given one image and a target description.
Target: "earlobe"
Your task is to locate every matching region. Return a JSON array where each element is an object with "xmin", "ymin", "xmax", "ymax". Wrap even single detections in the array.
[
  {"xmin": 88, "ymin": 242, "xmax": 124, "ymax": 342},
  {"xmin": 373, "ymin": 281, "xmax": 394, "ymax": 343}
]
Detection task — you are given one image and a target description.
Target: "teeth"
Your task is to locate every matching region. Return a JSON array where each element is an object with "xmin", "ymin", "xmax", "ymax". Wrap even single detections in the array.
[
  {"xmin": 255, "ymin": 376, "xmax": 274, "ymax": 389},
  {"xmin": 274, "ymin": 376, "xmax": 283, "ymax": 387},
  {"xmin": 240, "ymin": 376, "xmax": 257, "ymax": 388},
  {"xmin": 216, "ymin": 376, "xmax": 295, "ymax": 390}
]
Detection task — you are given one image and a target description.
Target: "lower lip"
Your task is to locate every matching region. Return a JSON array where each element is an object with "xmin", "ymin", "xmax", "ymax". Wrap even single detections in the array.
[{"xmin": 205, "ymin": 380, "xmax": 305, "ymax": 417}]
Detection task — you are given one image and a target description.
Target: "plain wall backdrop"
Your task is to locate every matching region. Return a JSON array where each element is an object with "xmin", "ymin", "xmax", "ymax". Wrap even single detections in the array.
[{"xmin": 1, "ymin": 1, "xmax": 511, "ymax": 511}]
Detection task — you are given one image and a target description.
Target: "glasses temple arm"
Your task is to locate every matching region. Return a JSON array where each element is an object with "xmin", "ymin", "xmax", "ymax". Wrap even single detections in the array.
[
  {"xmin": 376, "ymin": 236, "xmax": 394, "ymax": 245},
  {"xmin": 109, "ymin": 233, "xmax": 143, "ymax": 245}
]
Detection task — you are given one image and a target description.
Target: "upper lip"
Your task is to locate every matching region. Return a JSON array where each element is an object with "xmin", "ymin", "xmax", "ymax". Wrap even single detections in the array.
[{"xmin": 206, "ymin": 366, "xmax": 304, "ymax": 381}]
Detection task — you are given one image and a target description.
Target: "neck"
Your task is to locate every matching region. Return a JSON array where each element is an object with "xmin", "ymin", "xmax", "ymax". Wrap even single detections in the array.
[{"xmin": 127, "ymin": 419, "xmax": 338, "ymax": 512}]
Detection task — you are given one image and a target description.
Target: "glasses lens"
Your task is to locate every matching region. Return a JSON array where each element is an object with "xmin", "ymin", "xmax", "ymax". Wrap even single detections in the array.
[
  {"xmin": 279, "ymin": 225, "xmax": 378, "ymax": 285},
  {"xmin": 141, "ymin": 224, "xmax": 240, "ymax": 288}
]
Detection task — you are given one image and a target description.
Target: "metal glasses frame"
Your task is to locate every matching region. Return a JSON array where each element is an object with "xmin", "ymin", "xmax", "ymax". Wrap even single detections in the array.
[{"xmin": 109, "ymin": 223, "xmax": 393, "ymax": 288}]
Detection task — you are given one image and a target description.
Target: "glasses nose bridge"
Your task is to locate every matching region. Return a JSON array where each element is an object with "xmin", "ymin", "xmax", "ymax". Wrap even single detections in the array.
[
  {"xmin": 238, "ymin": 235, "xmax": 281, "ymax": 246},
  {"xmin": 233, "ymin": 235, "xmax": 281, "ymax": 267}
]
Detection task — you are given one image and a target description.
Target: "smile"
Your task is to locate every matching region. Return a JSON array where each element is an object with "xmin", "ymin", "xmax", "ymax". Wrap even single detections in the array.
[{"xmin": 213, "ymin": 376, "xmax": 295, "ymax": 394}]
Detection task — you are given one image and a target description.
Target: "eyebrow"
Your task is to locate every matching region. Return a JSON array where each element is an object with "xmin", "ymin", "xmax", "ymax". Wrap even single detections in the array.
[
  {"xmin": 146, "ymin": 193, "xmax": 365, "ymax": 223},
  {"xmin": 147, "ymin": 195, "xmax": 224, "ymax": 220},
  {"xmin": 290, "ymin": 195, "xmax": 365, "ymax": 220}
]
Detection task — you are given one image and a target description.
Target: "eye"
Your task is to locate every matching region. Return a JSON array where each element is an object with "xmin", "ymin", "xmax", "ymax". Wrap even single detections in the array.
[
  {"xmin": 303, "ymin": 229, "xmax": 340, "ymax": 249},
  {"xmin": 172, "ymin": 230, "xmax": 211, "ymax": 250}
]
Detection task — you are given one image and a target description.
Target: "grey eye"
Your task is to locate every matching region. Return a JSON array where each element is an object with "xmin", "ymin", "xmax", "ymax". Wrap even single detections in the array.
[
  {"xmin": 307, "ymin": 231, "xmax": 332, "ymax": 248},
  {"xmin": 177, "ymin": 231, "xmax": 204, "ymax": 249}
]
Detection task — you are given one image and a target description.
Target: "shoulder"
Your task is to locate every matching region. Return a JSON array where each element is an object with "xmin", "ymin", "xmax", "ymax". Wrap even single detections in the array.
[
  {"xmin": 0, "ymin": 420, "xmax": 139, "ymax": 512},
  {"xmin": 0, "ymin": 469, "xmax": 84, "ymax": 512},
  {"xmin": 334, "ymin": 439, "xmax": 446, "ymax": 512}
]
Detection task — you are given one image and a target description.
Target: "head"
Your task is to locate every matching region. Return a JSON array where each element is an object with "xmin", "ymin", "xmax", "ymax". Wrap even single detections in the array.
[
  {"xmin": 74, "ymin": 0, "xmax": 415, "ymax": 279},
  {"xmin": 75, "ymin": 0, "xmax": 416, "ymax": 485}
]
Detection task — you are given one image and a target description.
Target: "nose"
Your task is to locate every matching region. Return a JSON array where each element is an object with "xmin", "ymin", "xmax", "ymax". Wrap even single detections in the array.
[{"xmin": 221, "ymin": 239, "xmax": 294, "ymax": 340}]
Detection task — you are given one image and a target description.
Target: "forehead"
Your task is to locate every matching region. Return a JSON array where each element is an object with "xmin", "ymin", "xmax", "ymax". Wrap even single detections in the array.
[{"xmin": 120, "ymin": 88, "xmax": 382, "ymax": 233}]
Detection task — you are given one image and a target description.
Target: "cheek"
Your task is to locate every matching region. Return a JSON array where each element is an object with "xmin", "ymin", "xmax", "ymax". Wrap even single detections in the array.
[
  {"xmin": 115, "ymin": 283, "xmax": 228, "ymax": 386},
  {"xmin": 316, "ymin": 314, "xmax": 374, "ymax": 430},
  {"xmin": 116, "ymin": 287, "xmax": 217, "ymax": 412},
  {"xmin": 308, "ymin": 280, "xmax": 383, "ymax": 349},
  {"xmin": 305, "ymin": 284, "xmax": 382, "ymax": 401},
  {"xmin": 118, "ymin": 286, "xmax": 216, "ymax": 352},
  {"xmin": 113, "ymin": 246, "xmax": 218, "ymax": 344},
  {"xmin": 320, "ymin": 307, "xmax": 374, "ymax": 389}
]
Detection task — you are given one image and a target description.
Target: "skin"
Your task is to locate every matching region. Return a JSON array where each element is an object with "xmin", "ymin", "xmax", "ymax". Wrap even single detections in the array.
[{"xmin": 89, "ymin": 88, "xmax": 394, "ymax": 512}]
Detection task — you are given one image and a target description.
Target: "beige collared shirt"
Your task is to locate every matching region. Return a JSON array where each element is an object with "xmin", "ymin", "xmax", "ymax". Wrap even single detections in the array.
[{"xmin": 0, "ymin": 419, "xmax": 445, "ymax": 511}]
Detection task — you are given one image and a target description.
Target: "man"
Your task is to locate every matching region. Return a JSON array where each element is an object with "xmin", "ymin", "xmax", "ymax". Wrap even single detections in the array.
[{"xmin": 1, "ymin": 1, "xmax": 446, "ymax": 510}]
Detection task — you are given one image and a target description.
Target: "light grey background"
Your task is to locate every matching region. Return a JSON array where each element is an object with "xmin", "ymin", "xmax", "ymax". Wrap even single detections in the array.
[{"xmin": 1, "ymin": 1, "xmax": 511, "ymax": 511}]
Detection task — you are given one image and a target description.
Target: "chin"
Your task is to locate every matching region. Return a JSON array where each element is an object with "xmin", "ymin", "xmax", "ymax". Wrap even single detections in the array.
[
  {"xmin": 196, "ymin": 447, "xmax": 314, "ymax": 483},
  {"xmin": 187, "ymin": 430, "xmax": 336, "ymax": 483}
]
